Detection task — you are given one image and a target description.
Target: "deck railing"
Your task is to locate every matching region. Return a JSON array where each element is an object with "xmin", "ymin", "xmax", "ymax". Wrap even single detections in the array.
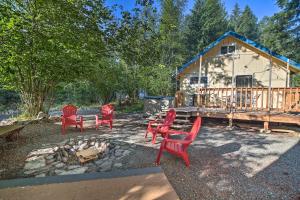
[{"xmin": 188, "ymin": 87, "xmax": 300, "ymax": 112}]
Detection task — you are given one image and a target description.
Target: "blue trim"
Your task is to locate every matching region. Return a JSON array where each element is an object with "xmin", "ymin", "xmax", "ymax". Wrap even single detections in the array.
[{"xmin": 178, "ymin": 31, "xmax": 300, "ymax": 74}]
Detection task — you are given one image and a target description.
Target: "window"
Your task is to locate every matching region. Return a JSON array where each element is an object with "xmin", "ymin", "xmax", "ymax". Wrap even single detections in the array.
[
  {"xmin": 200, "ymin": 76, "xmax": 208, "ymax": 84},
  {"xmin": 220, "ymin": 45, "xmax": 235, "ymax": 55},
  {"xmin": 190, "ymin": 76, "xmax": 208, "ymax": 85},
  {"xmin": 190, "ymin": 77, "xmax": 199, "ymax": 85},
  {"xmin": 236, "ymin": 75, "xmax": 252, "ymax": 88}
]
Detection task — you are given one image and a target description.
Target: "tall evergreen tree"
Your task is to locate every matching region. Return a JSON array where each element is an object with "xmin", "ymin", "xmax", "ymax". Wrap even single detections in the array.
[
  {"xmin": 228, "ymin": 3, "xmax": 241, "ymax": 31},
  {"xmin": 276, "ymin": 0, "xmax": 299, "ymax": 38},
  {"xmin": 183, "ymin": 0, "xmax": 227, "ymax": 58},
  {"xmin": 236, "ymin": 5, "xmax": 258, "ymax": 40},
  {"xmin": 159, "ymin": 0, "xmax": 186, "ymax": 69}
]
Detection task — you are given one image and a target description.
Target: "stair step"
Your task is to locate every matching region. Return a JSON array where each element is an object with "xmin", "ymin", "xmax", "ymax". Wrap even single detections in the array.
[
  {"xmin": 141, "ymin": 121, "xmax": 192, "ymax": 130},
  {"xmin": 174, "ymin": 119, "xmax": 191, "ymax": 124}
]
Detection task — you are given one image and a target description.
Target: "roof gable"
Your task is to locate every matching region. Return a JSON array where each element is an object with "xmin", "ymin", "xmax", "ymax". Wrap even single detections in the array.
[{"xmin": 178, "ymin": 31, "xmax": 300, "ymax": 74}]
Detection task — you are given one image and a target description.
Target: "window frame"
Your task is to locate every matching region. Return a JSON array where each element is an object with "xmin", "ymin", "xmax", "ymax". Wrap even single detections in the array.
[
  {"xmin": 220, "ymin": 45, "xmax": 236, "ymax": 55},
  {"xmin": 235, "ymin": 75, "xmax": 253, "ymax": 88},
  {"xmin": 189, "ymin": 76, "xmax": 208, "ymax": 85}
]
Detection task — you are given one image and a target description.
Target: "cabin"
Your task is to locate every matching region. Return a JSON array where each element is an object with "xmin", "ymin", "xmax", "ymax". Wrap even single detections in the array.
[{"xmin": 175, "ymin": 31, "xmax": 300, "ymax": 128}]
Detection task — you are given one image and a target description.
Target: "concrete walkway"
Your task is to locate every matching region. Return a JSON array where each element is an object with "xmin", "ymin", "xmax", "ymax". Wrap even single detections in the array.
[{"xmin": 0, "ymin": 167, "xmax": 179, "ymax": 200}]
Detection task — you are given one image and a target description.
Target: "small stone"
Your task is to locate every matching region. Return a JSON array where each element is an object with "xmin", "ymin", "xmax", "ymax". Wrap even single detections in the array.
[
  {"xmin": 95, "ymin": 159, "xmax": 103, "ymax": 165},
  {"xmin": 78, "ymin": 143, "xmax": 88, "ymax": 150},
  {"xmin": 46, "ymin": 155, "xmax": 54, "ymax": 160},
  {"xmin": 64, "ymin": 145, "xmax": 71, "ymax": 150},
  {"xmin": 62, "ymin": 157, "xmax": 68, "ymax": 163},
  {"xmin": 55, "ymin": 162, "xmax": 65, "ymax": 168},
  {"xmin": 78, "ymin": 140, "xmax": 83, "ymax": 145},
  {"xmin": 99, "ymin": 160, "xmax": 112, "ymax": 171},
  {"xmin": 115, "ymin": 150, "xmax": 123, "ymax": 157},
  {"xmin": 58, "ymin": 167, "xmax": 88, "ymax": 175},
  {"xmin": 95, "ymin": 142, "xmax": 99, "ymax": 148},
  {"xmin": 68, "ymin": 165, "xmax": 81, "ymax": 170},
  {"xmin": 55, "ymin": 169, "xmax": 66, "ymax": 175},
  {"xmin": 24, "ymin": 170, "xmax": 37, "ymax": 175},
  {"xmin": 36, "ymin": 112, "xmax": 49, "ymax": 120},
  {"xmin": 90, "ymin": 142, "xmax": 95, "ymax": 146},
  {"xmin": 62, "ymin": 150, "xmax": 69, "ymax": 158},
  {"xmin": 90, "ymin": 136, "xmax": 96, "ymax": 141},
  {"xmin": 53, "ymin": 147, "xmax": 59, "ymax": 151},
  {"xmin": 113, "ymin": 163, "xmax": 122, "ymax": 168},
  {"xmin": 46, "ymin": 159, "xmax": 55, "ymax": 164},
  {"xmin": 122, "ymin": 150, "xmax": 131, "ymax": 156},
  {"xmin": 35, "ymin": 173, "xmax": 46, "ymax": 177}
]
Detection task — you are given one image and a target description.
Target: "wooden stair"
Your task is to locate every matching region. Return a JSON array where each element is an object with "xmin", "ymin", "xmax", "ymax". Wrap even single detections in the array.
[{"xmin": 143, "ymin": 109, "xmax": 193, "ymax": 130}]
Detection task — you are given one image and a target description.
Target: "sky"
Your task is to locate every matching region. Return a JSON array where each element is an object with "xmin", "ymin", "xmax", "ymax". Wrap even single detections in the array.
[{"xmin": 105, "ymin": 0, "xmax": 281, "ymax": 20}]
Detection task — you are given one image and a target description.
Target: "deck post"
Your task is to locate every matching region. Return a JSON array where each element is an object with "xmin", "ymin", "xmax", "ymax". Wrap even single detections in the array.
[
  {"xmin": 197, "ymin": 55, "xmax": 203, "ymax": 108},
  {"xmin": 198, "ymin": 55, "xmax": 203, "ymax": 86},
  {"xmin": 263, "ymin": 121, "xmax": 269, "ymax": 132},
  {"xmin": 268, "ymin": 53, "xmax": 273, "ymax": 112},
  {"xmin": 228, "ymin": 55, "xmax": 235, "ymax": 127},
  {"xmin": 286, "ymin": 59, "xmax": 290, "ymax": 87}
]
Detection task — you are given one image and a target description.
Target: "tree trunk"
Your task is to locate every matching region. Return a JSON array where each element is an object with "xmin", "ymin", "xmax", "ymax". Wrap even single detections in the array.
[{"xmin": 20, "ymin": 90, "xmax": 46, "ymax": 117}]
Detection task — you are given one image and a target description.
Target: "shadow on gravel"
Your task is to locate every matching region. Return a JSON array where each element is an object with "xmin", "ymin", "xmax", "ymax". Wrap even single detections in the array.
[{"xmin": 0, "ymin": 114, "xmax": 299, "ymax": 200}]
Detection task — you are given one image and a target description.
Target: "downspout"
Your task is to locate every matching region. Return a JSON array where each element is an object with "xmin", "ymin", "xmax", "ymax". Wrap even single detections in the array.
[{"xmin": 286, "ymin": 59, "xmax": 290, "ymax": 87}]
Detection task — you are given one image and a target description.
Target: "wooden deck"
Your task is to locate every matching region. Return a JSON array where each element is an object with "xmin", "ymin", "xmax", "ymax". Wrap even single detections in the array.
[{"xmin": 174, "ymin": 107, "xmax": 300, "ymax": 126}]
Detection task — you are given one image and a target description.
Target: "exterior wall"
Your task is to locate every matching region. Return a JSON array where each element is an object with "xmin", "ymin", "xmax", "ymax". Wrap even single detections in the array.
[{"xmin": 179, "ymin": 36, "xmax": 289, "ymax": 105}]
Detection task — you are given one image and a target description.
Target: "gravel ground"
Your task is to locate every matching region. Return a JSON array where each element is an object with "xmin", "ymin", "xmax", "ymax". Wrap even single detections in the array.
[{"xmin": 0, "ymin": 114, "xmax": 299, "ymax": 200}]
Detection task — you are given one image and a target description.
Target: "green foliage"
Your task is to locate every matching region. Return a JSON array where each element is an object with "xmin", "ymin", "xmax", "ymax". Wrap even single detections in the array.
[
  {"xmin": 115, "ymin": 101, "xmax": 144, "ymax": 114},
  {"xmin": 228, "ymin": 3, "xmax": 241, "ymax": 31},
  {"xmin": 0, "ymin": 0, "xmax": 113, "ymax": 116},
  {"xmin": 0, "ymin": 0, "xmax": 299, "ymax": 118},
  {"xmin": 291, "ymin": 74, "xmax": 300, "ymax": 87},
  {"xmin": 235, "ymin": 6, "xmax": 258, "ymax": 40},
  {"xmin": 183, "ymin": 0, "xmax": 228, "ymax": 58},
  {"xmin": 259, "ymin": 13, "xmax": 299, "ymax": 62},
  {"xmin": 159, "ymin": 0, "xmax": 186, "ymax": 69}
]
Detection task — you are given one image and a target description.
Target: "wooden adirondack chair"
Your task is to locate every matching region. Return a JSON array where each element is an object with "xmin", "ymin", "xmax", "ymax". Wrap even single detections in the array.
[
  {"xmin": 156, "ymin": 116, "xmax": 202, "ymax": 167},
  {"xmin": 61, "ymin": 105, "xmax": 83, "ymax": 134},
  {"xmin": 145, "ymin": 108, "xmax": 176, "ymax": 144},
  {"xmin": 95, "ymin": 104, "xmax": 114, "ymax": 129}
]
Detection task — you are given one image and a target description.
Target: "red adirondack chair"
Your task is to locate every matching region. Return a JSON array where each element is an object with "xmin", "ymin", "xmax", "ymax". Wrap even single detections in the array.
[
  {"xmin": 156, "ymin": 116, "xmax": 202, "ymax": 167},
  {"xmin": 145, "ymin": 108, "xmax": 176, "ymax": 144},
  {"xmin": 61, "ymin": 105, "xmax": 83, "ymax": 134},
  {"xmin": 95, "ymin": 104, "xmax": 114, "ymax": 129}
]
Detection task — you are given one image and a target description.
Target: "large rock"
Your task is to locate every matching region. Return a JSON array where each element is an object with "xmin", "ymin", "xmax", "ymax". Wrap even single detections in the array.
[
  {"xmin": 99, "ymin": 160, "xmax": 112, "ymax": 172},
  {"xmin": 24, "ymin": 156, "xmax": 46, "ymax": 170},
  {"xmin": 28, "ymin": 148, "xmax": 54, "ymax": 157},
  {"xmin": 57, "ymin": 167, "xmax": 88, "ymax": 175},
  {"xmin": 36, "ymin": 112, "xmax": 49, "ymax": 120}
]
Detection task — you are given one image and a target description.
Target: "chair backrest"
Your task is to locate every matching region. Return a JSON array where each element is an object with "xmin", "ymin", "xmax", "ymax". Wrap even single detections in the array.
[
  {"xmin": 101, "ymin": 104, "xmax": 114, "ymax": 120},
  {"xmin": 184, "ymin": 116, "xmax": 202, "ymax": 142},
  {"xmin": 163, "ymin": 108, "xmax": 176, "ymax": 126},
  {"xmin": 62, "ymin": 105, "xmax": 77, "ymax": 117}
]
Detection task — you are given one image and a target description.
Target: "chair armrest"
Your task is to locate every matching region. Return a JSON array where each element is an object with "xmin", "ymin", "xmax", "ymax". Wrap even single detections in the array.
[
  {"xmin": 167, "ymin": 130, "xmax": 189, "ymax": 135},
  {"xmin": 95, "ymin": 115, "xmax": 99, "ymax": 121}
]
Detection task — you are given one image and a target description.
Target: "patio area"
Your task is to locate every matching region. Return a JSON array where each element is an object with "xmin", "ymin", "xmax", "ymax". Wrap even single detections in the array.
[{"xmin": 0, "ymin": 113, "xmax": 299, "ymax": 199}]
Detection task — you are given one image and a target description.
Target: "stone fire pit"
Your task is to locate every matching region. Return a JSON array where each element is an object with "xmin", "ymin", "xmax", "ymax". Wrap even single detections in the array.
[{"xmin": 22, "ymin": 135, "xmax": 136, "ymax": 177}]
